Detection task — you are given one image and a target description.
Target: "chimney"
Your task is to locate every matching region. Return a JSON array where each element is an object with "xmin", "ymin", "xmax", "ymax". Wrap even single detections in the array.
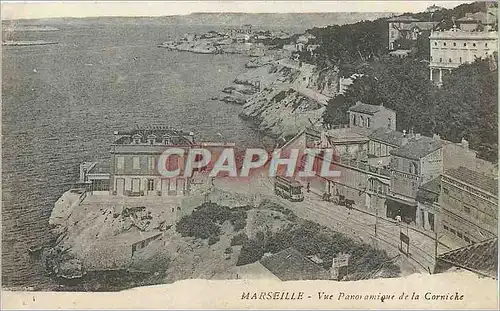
[
  {"xmin": 409, "ymin": 127, "xmax": 414, "ymax": 138},
  {"xmin": 433, "ymin": 133, "xmax": 441, "ymax": 141},
  {"xmin": 132, "ymin": 133, "xmax": 142, "ymax": 144},
  {"xmin": 461, "ymin": 138, "xmax": 469, "ymax": 149}
]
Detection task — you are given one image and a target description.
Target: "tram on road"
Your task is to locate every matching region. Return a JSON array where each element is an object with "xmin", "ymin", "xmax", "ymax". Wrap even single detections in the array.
[{"xmin": 274, "ymin": 176, "xmax": 304, "ymax": 202}]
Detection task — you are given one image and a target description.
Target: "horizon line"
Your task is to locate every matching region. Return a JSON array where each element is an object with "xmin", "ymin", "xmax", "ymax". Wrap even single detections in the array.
[{"xmin": 1, "ymin": 11, "xmax": 401, "ymax": 21}]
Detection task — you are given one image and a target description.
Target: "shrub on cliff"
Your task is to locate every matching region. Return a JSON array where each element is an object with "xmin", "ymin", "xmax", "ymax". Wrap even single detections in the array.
[
  {"xmin": 237, "ymin": 221, "xmax": 400, "ymax": 279},
  {"xmin": 175, "ymin": 202, "xmax": 249, "ymax": 241},
  {"xmin": 231, "ymin": 232, "xmax": 249, "ymax": 246},
  {"xmin": 236, "ymin": 232, "xmax": 266, "ymax": 266}
]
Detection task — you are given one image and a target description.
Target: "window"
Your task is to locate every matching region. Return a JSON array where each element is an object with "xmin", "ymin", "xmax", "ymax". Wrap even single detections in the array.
[
  {"xmin": 360, "ymin": 116, "xmax": 364, "ymax": 127},
  {"xmin": 472, "ymin": 43, "xmax": 476, "ymax": 47},
  {"xmin": 464, "ymin": 236, "xmax": 471, "ymax": 243},
  {"xmin": 388, "ymin": 118, "xmax": 391, "ymax": 128},
  {"xmin": 450, "ymin": 228, "xmax": 456, "ymax": 234},
  {"xmin": 117, "ymin": 157, "xmax": 124, "ymax": 170},
  {"xmin": 439, "ymin": 57, "xmax": 443, "ymax": 62},
  {"xmin": 463, "ymin": 43, "xmax": 467, "ymax": 47},
  {"xmin": 409, "ymin": 162, "xmax": 418, "ymax": 174},
  {"xmin": 460, "ymin": 57, "xmax": 462, "ymax": 63},
  {"xmin": 443, "ymin": 42, "xmax": 446, "ymax": 46},
  {"xmin": 148, "ymin": 157, "xmax": 156, "ymax": 170},
  {"xmin": 448, "ymin": 58, "xmax": 452, "ymax": 63},
  {"xmin": 147, "ymin": 179, "xmax": 155, "ymax": 191},
  {"xmin": 352, "ymin": 114, "xmax": 356, "ymax": 126},
  {"xmin": 485, "ymin": 43, "xmax": 488, "ymax": 47},
  {"xmin": 443, "ymin": 188, "xmax": 449, "ymax": 195},
  {"xmin": 456, "ymin": 232, "xmax": 463, "ymax": 238},
  {"xmin": 434, "ymin": 42, "xmax": 437, "ymax": 46},
  {"xmin": 133, "ymin": 157, "xmax": 140, "ymax": 169},
  {"xmin": 444, "ymin": 225, "xmax": 449, "ymax": 231},
  {"xmin": 464, "ymin": 206, "xmax": 470, "ymax": 214},
  {"xmin": 453, "ymin": 42, "xmax": 456, "ymax": 46},
  {"xmin": 367, "ymin": 118, "xmax": 371, "ymax": 128}
]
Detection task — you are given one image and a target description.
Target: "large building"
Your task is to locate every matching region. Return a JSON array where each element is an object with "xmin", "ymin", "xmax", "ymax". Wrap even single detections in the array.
[
  {"xmin": 456, "ymin": 8, "xmax": 498, "ymax": 32},
  {"xmin": 429, "ymin": 27, "xmax": 498, "ymax": 85},
  {"xmin": 386, "ymin": 133, "xmax": 443, "ymax": 224},
  {"xmin": 281, "ymin": 102, "xmax": 497, "ymax": 233},
  {"xmin": 388, "ymin": 15, "xmax": 438, "ymax": 51},
  {"xmin": 439, "ymin": 166, "xmax": 498, "ymax": 246},
  {"xmin": 106, "ymin": 125, "xmax": 234, "ymax": 197},
  {"xmin": 110, "ymin": 126, "xmax": 197, "ymax": 197}
]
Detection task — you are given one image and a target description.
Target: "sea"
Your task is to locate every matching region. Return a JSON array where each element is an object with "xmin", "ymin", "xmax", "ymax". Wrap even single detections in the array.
[{"xmin": 1, "ymin": 21, "xmax": 306, "ymax": 288}]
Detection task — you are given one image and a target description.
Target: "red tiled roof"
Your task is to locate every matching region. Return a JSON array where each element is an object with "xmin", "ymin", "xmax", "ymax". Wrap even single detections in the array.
[
  {"xmin": 260, "ymin": 247, "xmax": 329, "ymax": 281},
  {"xmin": 444, "ymin": 166, "xmax": 498, "ymax": 196},
  {"xmin": 438, "ymin": 238, "xmax": 498, "ymax": 279}
]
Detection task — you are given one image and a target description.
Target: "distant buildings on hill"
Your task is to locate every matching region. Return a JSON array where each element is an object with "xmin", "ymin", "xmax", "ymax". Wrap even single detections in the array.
[
  {"xmin": 429, "ymin": 28, "xmax": 497, "ymax": 85},
  {"xmin": 386, "ymin": 5, "xmax": 498, "ymax": 86},
  {"xmin": 387, "ymin": 15, "xmax": 438, "ymax": 51}
]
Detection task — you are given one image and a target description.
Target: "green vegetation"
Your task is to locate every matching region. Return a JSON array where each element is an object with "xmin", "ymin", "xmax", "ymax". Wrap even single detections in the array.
[
  {"xmin": 175, "ymin": 203, "xmax": 249, "ymax": 242},
  {"xmin": 322, "ymin": 56, "xmax": 498, "ymax": 162},
  {"xmin": 300, "ymin": 1, "xmax": 497, "ymax": 68},
  {"xmin": 230, "ymin": 232, "xmax": 249, "ymax": 246},
  {"xmin": 302, "ymin": 1, "xmax": 497, "ymax": 162},
  {"xmin": 271, "ymin": 88, "xmax": 294, "ymax": 103},
  {"xmin": 236, "ymin": 220, "xmax": 400, "ymax": 279}
]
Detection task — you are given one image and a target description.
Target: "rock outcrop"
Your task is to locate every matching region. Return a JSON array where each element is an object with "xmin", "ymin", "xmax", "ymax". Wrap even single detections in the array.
[{"xmin": 223, "ymin": 56, "xmax": 340, "ymax": 138}]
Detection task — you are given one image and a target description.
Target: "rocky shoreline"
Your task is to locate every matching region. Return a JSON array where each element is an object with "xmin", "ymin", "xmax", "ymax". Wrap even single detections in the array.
[
  {"xmin": 157, "ymin": 27, "xmax": 343, "ymax": 139},
  {"xmin": 220, "ymin": 56, "xmax": 340, "ymax": 139}
]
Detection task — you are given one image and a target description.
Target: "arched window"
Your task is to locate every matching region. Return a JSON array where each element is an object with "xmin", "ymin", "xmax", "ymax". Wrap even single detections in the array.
[
  {"xmin": 359, "ymin": 116, "xmax": 365, "ymax": 127},
  {"xmin": 473, "ymin": 43, "xmax": 476, "ymax": 47},
  {"xmin": 352, "ymin": 114, "xmax": 356, "ymax": 126},
  {"xmin": 367, "ymin": 118, "xmax": 371, "ymax": 128},
  {"xmin": 434, "ymin": 42, "xmax": 437, "ymax": 46},
  {"xmin": 464, "ymin": 42, "xmax": 467, "ymax": 47},
  {"xmin": 453, "ymin": 42, "xmax": 456, "ymax": 46},
  {"xmin": 485, "ymin": 43, "xmax": 488, "ymax": 47},
  {"xmin": 449, "ymin": 58, "xmax": 452, "ymax": 63},
  {"xmin": 439, "ymin": 57, "xmax": 443, "ymax": 62},
  {"xmin": 443, "ymin": 42, "xmax": 446, "ymax": 46},
  {"xmin": 409, "ymin": 162, "xmax": 418, "ymax": 174}
]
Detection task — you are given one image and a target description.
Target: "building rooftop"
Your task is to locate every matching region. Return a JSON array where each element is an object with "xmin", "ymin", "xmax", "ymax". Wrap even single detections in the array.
[
  {"xmin": 390, "ymin": 135, "xmax": 442, "ymax": 160},
  {"xmin": 416, "ymin": 177, "xmax": 441, "ymax": 204},
  {"xmin": 113, "ymin": 125, "xmax": 195, "ymax": 146},
  {"xmin": 387, "ymin": 15, "xmax": 421, "ymax": 22},
  {"xmin": 457, "ymin": 11, "xmax": 498, "ymax": 24},
  {"xmin": 429, "ymin": 28, "xmax": 498, "ymax": 39},
  {"xmin": 326, "ymin": 127, "xmax": 370, "ymax": 144},
  {"xmin": 348, "ymin": 101, "xmax": 393, "ymax": 115},
  {"xmin": 444, "ymin": 166, "xmax": 498, "ymax": 196},
  {"xmin": 260, "ymin": 247, "xmax": 329, "ymax": 281},
  {"xmin": 437, "ymin": 238, "xmax": 498, "ymax": 279},
  {"xmin": 398, "ymin": 21, "xmax": 439, "ymax": 31},
  {"xmin": 368, "ymin": 128, "xmax": 404, "ymax": 147}
]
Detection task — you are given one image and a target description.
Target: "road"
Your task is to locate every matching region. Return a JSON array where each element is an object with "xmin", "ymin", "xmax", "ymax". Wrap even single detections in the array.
[{"xmin": 213, "ymin": 172, "xmax": 457, "ymax": 276}]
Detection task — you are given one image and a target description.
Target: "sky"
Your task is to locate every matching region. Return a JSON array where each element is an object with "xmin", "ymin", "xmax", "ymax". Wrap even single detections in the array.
[{"xmin": 1, "ymin": 1, "xmax": 473, "ymax": 20}]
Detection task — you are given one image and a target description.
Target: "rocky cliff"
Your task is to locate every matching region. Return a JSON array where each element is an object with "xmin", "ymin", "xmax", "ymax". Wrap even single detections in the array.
[{"xmin": 221, "ymin": 56, "xmax": 340, "ymax": 139}]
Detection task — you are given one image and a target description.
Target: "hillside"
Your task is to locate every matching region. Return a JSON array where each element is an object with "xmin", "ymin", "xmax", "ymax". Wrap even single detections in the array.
[{"xmin": 2, "ymin": 12, "xmax": 393, "ymax": 30}]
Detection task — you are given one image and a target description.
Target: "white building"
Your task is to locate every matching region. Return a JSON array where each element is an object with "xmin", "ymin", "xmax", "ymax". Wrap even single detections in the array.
[{"xmin": 429, "ymin": 27, "xmax": 498, "ymax": 85}]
